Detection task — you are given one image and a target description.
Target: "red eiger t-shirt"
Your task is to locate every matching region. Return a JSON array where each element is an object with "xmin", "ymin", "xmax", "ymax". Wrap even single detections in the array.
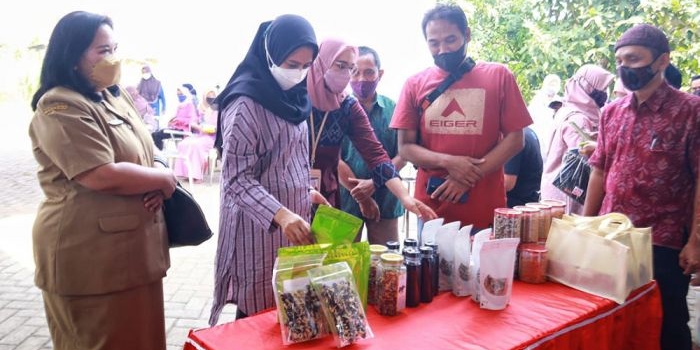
[{"xmin": 390, "ymin": 62, "xmax": 532, "ymax": 228}]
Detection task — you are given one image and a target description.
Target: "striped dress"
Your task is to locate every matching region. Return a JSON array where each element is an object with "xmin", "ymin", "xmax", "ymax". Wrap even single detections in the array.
[{"xmin": 209, "ymin": 96, "xmax": 312, "ymax": 325}]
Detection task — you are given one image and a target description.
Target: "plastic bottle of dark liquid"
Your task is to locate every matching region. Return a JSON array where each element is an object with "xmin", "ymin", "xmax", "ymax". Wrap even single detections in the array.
[
  {"xmin": 419, "ymin": 246, "xmax": 435, "ymax": 303},
  {"xmin": 404, "ymin": 247, "xmax": 422, "ymax": 307}
]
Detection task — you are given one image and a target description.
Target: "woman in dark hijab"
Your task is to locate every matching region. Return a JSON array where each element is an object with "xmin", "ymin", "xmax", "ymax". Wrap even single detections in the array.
[
  {"xmin": 209, "ymin": 14, "xmax": 323, "ymax": 324},
  {"xmin": 137, "ymin": 65, "xmax": 166, "ymax": 115}
]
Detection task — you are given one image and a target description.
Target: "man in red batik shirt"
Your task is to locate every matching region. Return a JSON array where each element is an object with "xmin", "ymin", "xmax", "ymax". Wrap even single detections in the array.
[{"xmin": 584, "ymin": 24, "xmax": 700, "ymax": 350}]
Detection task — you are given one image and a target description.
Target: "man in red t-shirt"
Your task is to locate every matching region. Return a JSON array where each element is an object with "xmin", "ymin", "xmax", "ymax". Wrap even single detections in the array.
[
  {"xmin": 390, "ymin": 4, "xmax": 532, "ymax": 229},
  {"xmin": 584, "ymin": 24, "xmax": 700, "ymax": 350}
]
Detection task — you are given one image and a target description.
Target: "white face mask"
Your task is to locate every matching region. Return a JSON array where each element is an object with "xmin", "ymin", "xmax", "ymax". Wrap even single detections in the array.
[
  {"xmin": 271, "ymin": 65, "xmax": 309, "ymax": 91},
  {"xmin": 266, "ymin": 39, "xmax": 308, "ymax": 91},
  {"xmin": 142, "ymin": 73, "xmax": 152, "ymax": 80}
]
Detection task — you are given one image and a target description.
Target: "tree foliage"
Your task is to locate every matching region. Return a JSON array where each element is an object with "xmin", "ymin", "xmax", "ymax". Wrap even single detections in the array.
[{"xmin": 445, "ymin": 0, "xmax": 700, "ymax": 100}]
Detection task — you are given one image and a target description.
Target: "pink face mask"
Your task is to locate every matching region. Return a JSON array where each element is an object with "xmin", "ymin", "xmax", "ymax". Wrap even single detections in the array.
[
  {"xmin": 350, "ymin": 80, "xmax": 379, "ymax": 100},
  {"xmin": 324, "ymin": 69, "xmax": 351, "ymax": 94}
]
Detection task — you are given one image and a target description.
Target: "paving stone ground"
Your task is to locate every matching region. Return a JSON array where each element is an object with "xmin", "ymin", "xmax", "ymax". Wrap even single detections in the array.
[
  {"xmin": 0, "ymin": 103, "xmax": 237, "ymax": 350},
  {"xmin": 0, "ymin": 181, "xmax": 238, "ymax": 350}
]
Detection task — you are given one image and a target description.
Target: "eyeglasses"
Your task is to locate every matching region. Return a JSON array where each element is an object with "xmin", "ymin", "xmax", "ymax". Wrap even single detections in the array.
[
  {"xmin": 332, "ymin": 61, "xmax": 355, "ymax": 72},
  {"xmin": 352, "ymin": 68, "xmax": 378, "ymax": 79}
]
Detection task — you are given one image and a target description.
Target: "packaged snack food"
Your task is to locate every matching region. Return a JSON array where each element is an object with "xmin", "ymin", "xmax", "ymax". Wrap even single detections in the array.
[
  {"xmin": 308, "ymin": 262, "xmax": 374, "ymax": 348},
  {"xmin": 272, "ymin": 253, "xmax": 328, "ymax": 345}
]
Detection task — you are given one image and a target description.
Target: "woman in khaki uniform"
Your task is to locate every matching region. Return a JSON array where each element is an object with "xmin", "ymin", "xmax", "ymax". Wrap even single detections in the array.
[{"xmin": 29, "ymin": 11, "xmax": 177, "ymax": 350}]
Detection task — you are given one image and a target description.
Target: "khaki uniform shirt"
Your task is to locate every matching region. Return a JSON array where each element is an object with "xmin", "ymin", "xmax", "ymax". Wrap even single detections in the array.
[{"xmin": 29, "ymin": 86, "xmax": 170, "ymax": 295}]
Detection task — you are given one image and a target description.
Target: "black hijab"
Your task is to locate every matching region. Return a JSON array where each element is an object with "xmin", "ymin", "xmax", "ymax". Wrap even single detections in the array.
[{"xmin": 214, "ymin": 14, "xmax": 318, "ymax": 154}]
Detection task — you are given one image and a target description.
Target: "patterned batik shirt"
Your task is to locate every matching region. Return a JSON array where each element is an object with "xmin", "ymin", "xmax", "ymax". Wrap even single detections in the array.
[
  {"xmin": 589, "ymin": 83, "xmax": 700, "ymax": 250},
  {"xmin": 309, "ymin": 96, "xmax": 397, "ymax": 207}
]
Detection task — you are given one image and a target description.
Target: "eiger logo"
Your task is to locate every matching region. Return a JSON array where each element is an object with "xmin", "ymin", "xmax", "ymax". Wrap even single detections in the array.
[
  {"xmin": 424, "ymin": 88, "xmax": 485, "ymax": 135},
  {"xmin": 431, "ymin": 99, "xmax": 477, "ymax": 127},
  {"xmin": 442, "ymin": 99, "xmax": 465, "ymax": 118}
]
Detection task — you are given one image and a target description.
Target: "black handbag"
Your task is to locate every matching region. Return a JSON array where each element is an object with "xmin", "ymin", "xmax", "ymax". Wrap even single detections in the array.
[
  {"xmin": 552, "ymin": 149, "xmax": 591, "ymax": 205},
  {"xmin": 163, "ymin": 182, "xmax": 213, "ymax": 247}
]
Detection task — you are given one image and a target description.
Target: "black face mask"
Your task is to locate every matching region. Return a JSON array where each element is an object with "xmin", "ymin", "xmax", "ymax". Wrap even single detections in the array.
[
  {"xmin": 693, "ymin": 90, "xmax": 700, "ymax": 97},
  {"xmin": 206, "ymin": 97, "xmax": 216, "ymax": 105},
  {"xmin": 589, "ymin": 89, "xmax": 608, "ymax": 108},
  {"xmin": 433, "ymin": 42, "xmax": 467, "ymax": 73},
  {"xmin": 617, "ymin": 56, "xmax": 660, "ymax": 91}
]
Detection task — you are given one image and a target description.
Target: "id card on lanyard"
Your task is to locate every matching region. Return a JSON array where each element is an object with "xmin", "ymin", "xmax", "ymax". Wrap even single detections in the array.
[{"xmin": 309, "ymin": 110, "xmax": 329, "ymax": 191}]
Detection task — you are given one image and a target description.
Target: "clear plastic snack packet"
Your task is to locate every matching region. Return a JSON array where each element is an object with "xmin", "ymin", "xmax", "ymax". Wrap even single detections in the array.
[
  {"xmin": 278, "ymin": 242, "xmax": 371, "ymax": 308},
  {"xmin": 272, "ymin": 253, "xmax": 328, "ymax": 345},
  {"xmin": 308, "ymin": 262, "xmax": 374, "ymax": 348},
  {"xmin": 452, "ymin": 224, "xmax": 473, "ymax": 297}
]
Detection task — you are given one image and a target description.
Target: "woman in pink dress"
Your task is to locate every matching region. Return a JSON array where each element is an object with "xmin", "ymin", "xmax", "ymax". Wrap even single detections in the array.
[
  {"xmin": 150, "ymin": 85, "xmax": 198, "ymax": 150},
  {"xmin": 174, "ymin": 88, "xmax": 218, "ymax": 181}
]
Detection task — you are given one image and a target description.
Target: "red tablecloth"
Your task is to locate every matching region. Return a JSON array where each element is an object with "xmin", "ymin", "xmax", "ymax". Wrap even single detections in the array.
[{"xmin": 184, "ymin": 281, "xmax": 661, "ymax": 350}]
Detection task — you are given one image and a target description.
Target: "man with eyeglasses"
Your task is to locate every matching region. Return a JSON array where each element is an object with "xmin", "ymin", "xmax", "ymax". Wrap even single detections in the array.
[
  {"xmin": 583, "ymin": 24, "xmax": 700, "ymax": 350},
  {"xmin": 338, "ymin": 46, "xmax": 405, "ymax": 244}
]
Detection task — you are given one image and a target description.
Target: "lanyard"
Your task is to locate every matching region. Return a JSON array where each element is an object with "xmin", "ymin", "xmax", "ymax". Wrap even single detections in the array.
[{"xmin": 309, "ymin": 110, "xmax": 329, "ymax": 167}]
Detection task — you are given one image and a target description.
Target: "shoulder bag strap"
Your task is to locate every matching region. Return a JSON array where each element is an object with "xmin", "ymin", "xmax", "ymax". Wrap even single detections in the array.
[
  {"xmin": 420, "ymin": 57, "xmax": 476, "ymax": 112},
  {"xmin": 414, "ymin": 57, "xmax": 476, "ymax": 153}
]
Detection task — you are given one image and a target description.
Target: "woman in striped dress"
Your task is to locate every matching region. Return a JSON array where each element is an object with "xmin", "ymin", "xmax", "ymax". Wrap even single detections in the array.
[{"xmin": 209, "ymin": 14, "xmax": 322, "ymax": 325}]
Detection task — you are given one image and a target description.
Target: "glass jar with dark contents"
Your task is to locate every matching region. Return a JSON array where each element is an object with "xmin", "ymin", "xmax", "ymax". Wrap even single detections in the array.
[{"xmin": 368, "ymin": 244, "xmax": 388, "ymax": 305}]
